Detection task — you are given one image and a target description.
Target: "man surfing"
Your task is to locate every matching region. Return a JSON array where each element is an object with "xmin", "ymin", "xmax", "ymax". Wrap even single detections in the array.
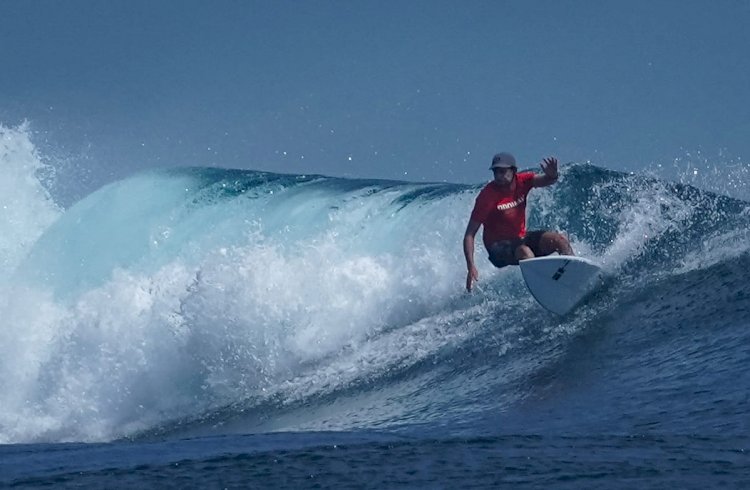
[{"xmin": 463, "ymin": 152, "xmax": 573, "ymax": 292}]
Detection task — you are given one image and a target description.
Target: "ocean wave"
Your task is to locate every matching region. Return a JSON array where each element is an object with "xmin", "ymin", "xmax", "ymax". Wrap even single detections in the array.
[{"xmin": 1, "ymin": 126, "xmax": 749, "ymax": 443}]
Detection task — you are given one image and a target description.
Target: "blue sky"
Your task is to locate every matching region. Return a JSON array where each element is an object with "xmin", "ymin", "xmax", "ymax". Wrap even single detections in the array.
[{"xmin": 2, "ymin": 1, "xmax": 749, "ymax": 199}]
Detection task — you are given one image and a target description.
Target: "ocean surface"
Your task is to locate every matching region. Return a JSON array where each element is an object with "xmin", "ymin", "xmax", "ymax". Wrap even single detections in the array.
[{"xmin": 1, "ymin": 125, "xmax": 749, "ymax": 488}]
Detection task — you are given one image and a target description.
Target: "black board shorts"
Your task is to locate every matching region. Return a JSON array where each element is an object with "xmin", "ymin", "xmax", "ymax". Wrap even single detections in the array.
[{"xmin": 487, "ymin": 230, "xmax": 549, "ymax": 268}]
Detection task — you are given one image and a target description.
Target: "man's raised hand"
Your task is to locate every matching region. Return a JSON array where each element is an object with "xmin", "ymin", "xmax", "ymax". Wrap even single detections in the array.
[{"xmin": 540, "ymin": 157, "xmax": 559, "ymax": 178}]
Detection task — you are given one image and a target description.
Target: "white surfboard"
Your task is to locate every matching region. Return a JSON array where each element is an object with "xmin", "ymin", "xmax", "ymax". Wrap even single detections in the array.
[{"xmin": 519, "ymin": 256, "xmax": 602, "ymax": 315}]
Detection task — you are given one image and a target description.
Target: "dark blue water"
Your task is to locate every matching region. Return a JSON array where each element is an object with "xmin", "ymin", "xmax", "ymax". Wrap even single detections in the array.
[{"xmin": 1, "ymin": 141, "xmax": 749, "ymax": 487}]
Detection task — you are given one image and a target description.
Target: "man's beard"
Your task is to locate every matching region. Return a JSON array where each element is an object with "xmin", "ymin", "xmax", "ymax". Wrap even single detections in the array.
[{"xmin": 497, "ymin": 174, "xmax": 514, "ymax": 185}]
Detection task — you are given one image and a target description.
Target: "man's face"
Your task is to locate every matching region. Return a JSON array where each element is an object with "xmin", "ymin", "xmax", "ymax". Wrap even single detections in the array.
[{"xmin": 493, "ymin": 166, "xmax": 516, "ymax": 185}]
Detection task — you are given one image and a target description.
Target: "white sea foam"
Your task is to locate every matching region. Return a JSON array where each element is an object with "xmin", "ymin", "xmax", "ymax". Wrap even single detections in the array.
[
  {"xmin": 0, "ymin": 123, "xmax": 61, "ymax": 279},
  {"xmin": 0, "ymin": 156, "xmax": 485, "ymax": 442}
]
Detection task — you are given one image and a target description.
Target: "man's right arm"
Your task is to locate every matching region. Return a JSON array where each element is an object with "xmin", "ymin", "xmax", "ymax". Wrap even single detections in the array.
[{"xmin": 463, "ymin": 220, "xmax": 481, "ymax": 291}]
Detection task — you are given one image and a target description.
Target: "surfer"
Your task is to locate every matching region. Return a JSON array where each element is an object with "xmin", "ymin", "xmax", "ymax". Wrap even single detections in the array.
[{"xmin": 463, "ymin": 152, "xmax": 573, "ymax": 292}]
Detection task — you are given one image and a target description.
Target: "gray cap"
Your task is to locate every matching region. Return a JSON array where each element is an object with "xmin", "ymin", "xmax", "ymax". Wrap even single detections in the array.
[{"xmin": 490, "ymin": 152, "xmax": 517, "ymax": 169}]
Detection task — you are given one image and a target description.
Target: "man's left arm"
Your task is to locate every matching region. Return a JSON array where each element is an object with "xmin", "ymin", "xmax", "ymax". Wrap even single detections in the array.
[{"xmin": 532, "ymin": 157, "xmax": 559, "ymax": 188}]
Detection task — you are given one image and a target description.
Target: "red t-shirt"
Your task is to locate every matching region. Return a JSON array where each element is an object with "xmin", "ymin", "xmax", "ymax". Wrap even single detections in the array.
[{"xmin": 470, "ymin": 172, "xmax": 535, "ymax": 249}]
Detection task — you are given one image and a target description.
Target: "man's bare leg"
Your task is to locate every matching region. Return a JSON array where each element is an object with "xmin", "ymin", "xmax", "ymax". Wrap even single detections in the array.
[
  {"xmin": 537, "ymin": 231, "xmax": 574, "ymax": 256},
  {"xmin": 515, "ymin": 244, "xmax": 535, "ymax": 262}
]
